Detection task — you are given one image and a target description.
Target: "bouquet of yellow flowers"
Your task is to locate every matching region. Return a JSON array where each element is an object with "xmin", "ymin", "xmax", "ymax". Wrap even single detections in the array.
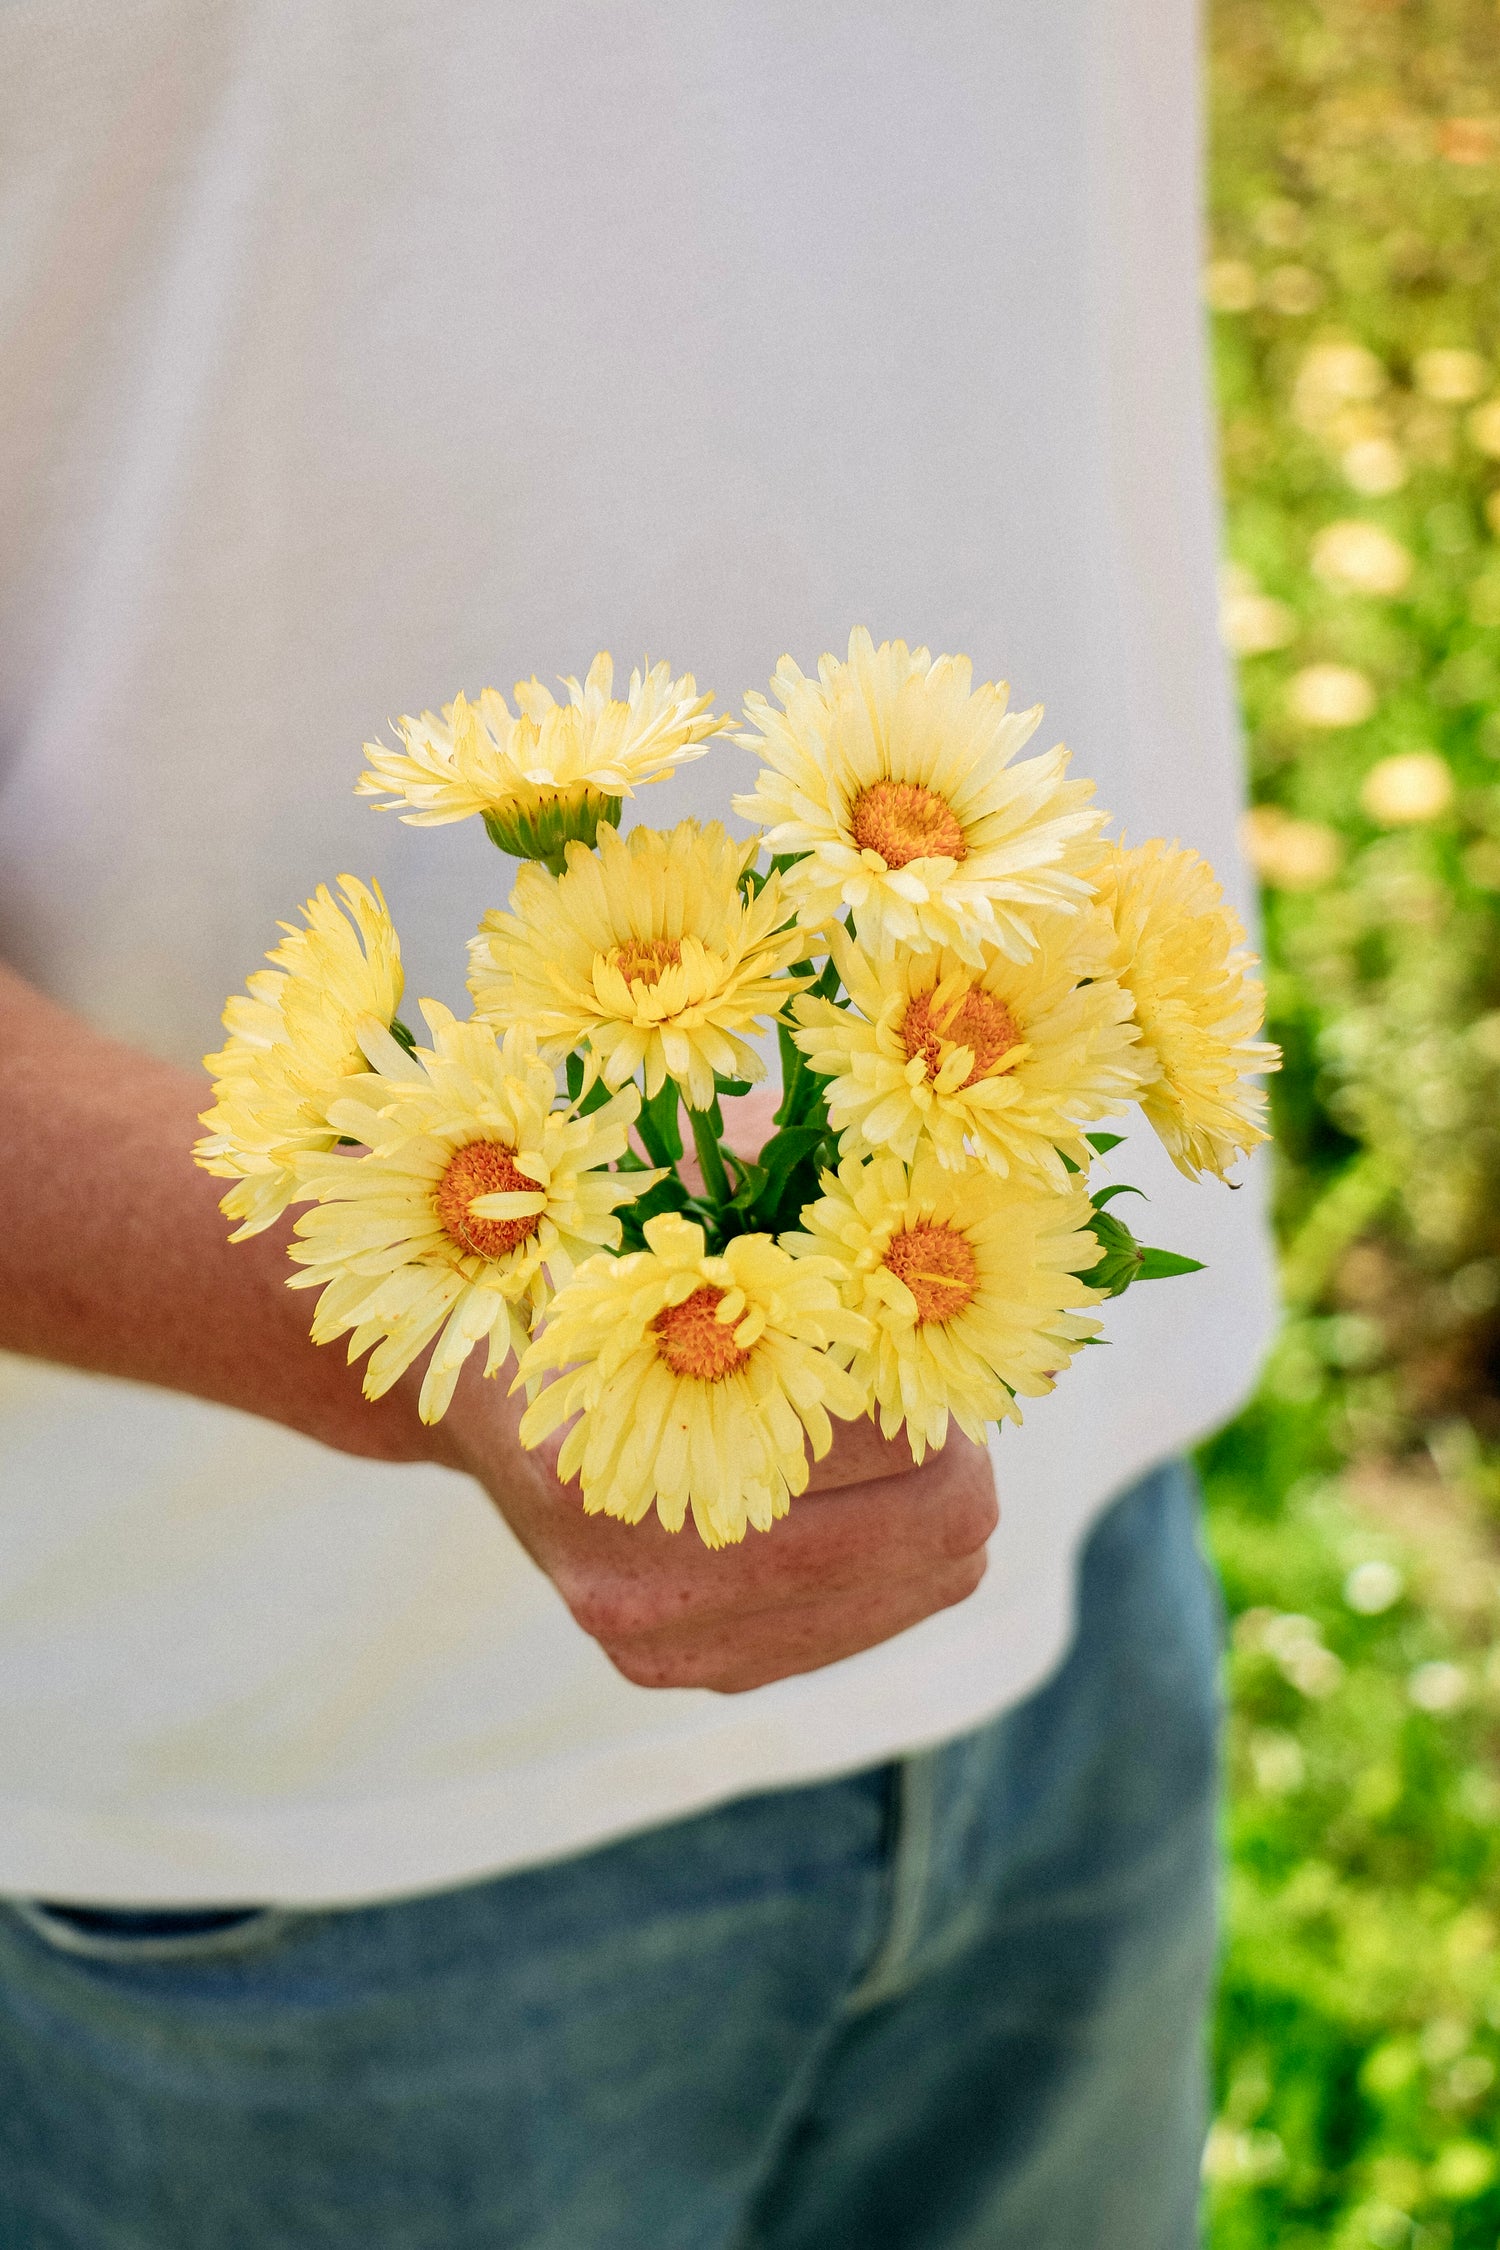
[{"xmin": 197, "ymin": 630, "xmax": 1277, "ymax": 1547}]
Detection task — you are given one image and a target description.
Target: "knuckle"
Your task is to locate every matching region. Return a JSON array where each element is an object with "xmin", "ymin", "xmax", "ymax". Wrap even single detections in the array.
[
  {"xmin": 603, "ymin": 1640, "xmax": 692, "ymax": 1691},
  {"xmin": 563, "ymin": 1576, "xmax": 652, "ymax": 1645},
  {"xmin": 934, "ymin": 1469, "xmax": 999, "ymax": 1559},
  {"xmin": 934, "ymin": 1551, "xmax": 989, "ymax": 1610},
  {"xmin": 960, "ymin": 1485, "xmax": 1001, "ymax": 1553}
]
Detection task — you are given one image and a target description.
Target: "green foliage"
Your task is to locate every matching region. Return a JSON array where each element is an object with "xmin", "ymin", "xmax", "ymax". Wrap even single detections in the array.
[
  {"xmin": 1206, "ymin": 0, "xmax": 1500, "ymax": 2239},
  {"xmin": 1211, "ymin": 0, "xmax": 1500, "ymax": 1452},
  {"xmin": 1202, "ymin": 1416, "xmax": 1500, "ymax": 2250}
]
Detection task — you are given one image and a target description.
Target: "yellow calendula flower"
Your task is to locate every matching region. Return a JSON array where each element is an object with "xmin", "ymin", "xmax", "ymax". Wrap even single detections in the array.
[
  {"xmin": 1092, "ymin": 840, "xmax": 1280, "ymax": 1181},
  {"xmin": 791, "ymin": 924, "xmax": 1143, "ymax": 1185},
  {"xmin": 288, "ymin": 1005, "xmax": 648, "ymax": 1424},
  {"xmin": 518, "ymin": 1213, "xmax": 870, "ymax": 1547},
  {"xmin": 358, "ymin": 654, "xmax": 721, "ymax": 865},
  {"xmin": 195, "ymin": 876, "xmax": 406, "ymax": 1239},
  {"xmin": 733, "ymin": 627, "xmax": 1102, "ymax": 963},
  {"xmin": 786, "ymin": 1153, "xmax": 1102, "ymax": 1463},
  {"xmin": 468, "ymin": 820, "xmax": 807, "ymax": 1109}
]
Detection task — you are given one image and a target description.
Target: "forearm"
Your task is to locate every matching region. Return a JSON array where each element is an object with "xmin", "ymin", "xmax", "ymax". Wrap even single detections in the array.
[{"xmin": 0, "ymin": 964, "xmax": 449, "ymax": 1466}]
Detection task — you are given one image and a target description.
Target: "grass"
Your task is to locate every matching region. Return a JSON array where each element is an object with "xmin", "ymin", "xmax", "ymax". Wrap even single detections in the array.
[{"xmin": 1203, "ymin": 2, "xmax": 1500, "ymax": 2242}]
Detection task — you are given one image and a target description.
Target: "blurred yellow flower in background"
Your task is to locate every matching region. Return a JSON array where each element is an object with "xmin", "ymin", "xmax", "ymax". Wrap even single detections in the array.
[
  {"xmin": 1221, "ymin": 563, "xmax": 1300, "ymax": 654},
  {"xmin": 1288, "ymin": 663, "xmax": 1379, "ymax": 728},
  {"xmin": 1204, "ymin": 258, "xmax": 1259, "ymax": 312},
  {"xmin": 1360, "ymin": 752, "xmax": 1456, "ymax": 826},
  {"xmin": 289, "ymin": 1007, "xmax": 645, "ymax": 1424},
  {"xmin": 195, "ymin": 877, "xmax": 405, "ymax": 1239},
  {"xmin": 1310, "ymin": 521, "xmax": 1414, "ymax": 598},
  {"xmin": 734, "ymin": 627, "xmax": 1101, "ymax": 965},
  {"xmin": 518, "ymin": 1214, "xmax": 870, "ymax": 1547},
  {"xmin": 1415, "ymin": 349, "xmax": 1488, "ymax": 404},
  {"xmin": 1241, "ymin": 806, "xmax": 1344, "ymax": 891},
  {"xmin": 786, "ymin": 1152, "xmax": 1102, "ymax": 1463},
  {"xmin": 1293, "ymin": 342, "xmax": 1387, "ymax": 432},
  {"xmin": 469, "ymin": 820, "xmax": 804, "ymax": 1109},
  {"xmin": 791, "ymin": 923, "xmax": 1141, "ymax": 1184},
  {"xmin": 1466, "ymin": 399, "xmax": 1500, "ymax": 459},
  {"xmin": 1263, "ymin": 264, "xmax": 1323, "ymax": 316},
  {"xmin": 1342, "ymin": 437, "xmax": 1408, "ymax": 496},
  {"xmin": 1093, "ymin": 840, "xmax": 1278, "ymax": 1181},
  {"xmin": 358, "ymin": 654, "xmax": 720, "ymax": 863}
]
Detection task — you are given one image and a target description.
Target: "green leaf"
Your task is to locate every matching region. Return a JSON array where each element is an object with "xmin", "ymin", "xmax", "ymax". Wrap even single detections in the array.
[
  {"xmin": 1077, "ymin": 1200, "xmax": 1206, "ymax": 1298},
  {"xmin": 756, "ymin": 1125, "xmax": 826, "ymax": 1199},
  {"xmin": 1135, "ymin": 1247, "xmax": 1207, "ymax": 1280},
  {"xmin": 774, "ymin": 1021, "xmax": 804, "ymax": 1126},
  {"xmin": 616, "ymin": 1172, "xmax": 694, "ymax": 1248},
  {"xmin": 638, "ymin": 1078, "xmax": 683, "ymax": 1164},
  {"xmin": 1090, "ymin": 1182, "xmax": 1146, "ymax": 1211},
  {"xmin": 724, "ymin": 1150, "xmax": 769, "ymax": 1206},
  {"xmin": 388, "ymin": 1015, "xmax": 419, "ymax": 1057},
  {"xmin": 1085, "ymin": 1130, "xmax": 1126, "ymax": 1156},
  {"xmin": 565, "ymin": 1052, "xmax": 583, "ymax": 1104},
  {"xmin": 713, "ymin": 1075, "xmax": 757, "ymax": 1102}
]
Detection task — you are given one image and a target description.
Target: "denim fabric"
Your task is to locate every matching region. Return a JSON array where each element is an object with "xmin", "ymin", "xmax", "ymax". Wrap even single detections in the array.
[{"xmin": 0, "ymin": 1460, "xmax": 1221, "ymax": 2250}]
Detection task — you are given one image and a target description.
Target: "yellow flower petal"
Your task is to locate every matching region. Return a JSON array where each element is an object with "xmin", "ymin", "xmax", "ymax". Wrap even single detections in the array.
[
  {"xmin": 519, "ymin": 1213, "xmax": 870, "ymax": 1546},
  {"xmin": 733, "ymin": 627, "xmax": 1103, "ymax": 964}
]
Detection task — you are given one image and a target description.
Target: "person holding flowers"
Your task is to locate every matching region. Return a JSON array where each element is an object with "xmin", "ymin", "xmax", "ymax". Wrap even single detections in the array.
[{"xmin": 0, "ymin": 8, "xmax": 1275, "ymax": 2249}]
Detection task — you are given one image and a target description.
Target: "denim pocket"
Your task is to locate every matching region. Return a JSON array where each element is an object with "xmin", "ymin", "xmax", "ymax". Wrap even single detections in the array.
[{"xmin": 5, "ymin": 1897, "xmax": 301, "ymax": 1963}]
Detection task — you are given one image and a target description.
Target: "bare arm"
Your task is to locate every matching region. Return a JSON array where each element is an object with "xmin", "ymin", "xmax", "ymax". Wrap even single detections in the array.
[
  {"xmin": 0, "ymin": 962, "xmax": 435, "ymax": 1462},
  {"xmin": 0, "ymin": 964, "xmax": 997, "ymax": 1690}
]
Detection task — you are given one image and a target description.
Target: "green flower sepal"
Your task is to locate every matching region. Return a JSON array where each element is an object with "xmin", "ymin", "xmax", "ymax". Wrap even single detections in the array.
[
  {"xmin": 482, "ymin": 788, "xmax": 624, "ymax": 875},
  {"xmin": 1081, "ymin": 1185, "xmax": 1205, "ymax": 1299}
]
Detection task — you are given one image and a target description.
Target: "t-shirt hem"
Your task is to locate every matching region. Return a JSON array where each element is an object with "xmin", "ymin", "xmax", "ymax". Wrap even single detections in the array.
[{"xmin": 0, "ymin": 1575, "xmax": 1079, "ymax": 1910}]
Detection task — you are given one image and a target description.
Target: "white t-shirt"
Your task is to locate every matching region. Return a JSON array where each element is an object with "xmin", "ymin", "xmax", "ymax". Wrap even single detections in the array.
[{"xmin": 0, "ymin": 0, "xmax": 1277, "ymax": 1906}]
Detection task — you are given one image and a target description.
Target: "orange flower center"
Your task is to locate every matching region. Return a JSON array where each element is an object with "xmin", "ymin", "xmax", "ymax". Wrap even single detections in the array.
[
  {"xmin": 900, "ymin": 986, "xmax": 1022, "ymax": 1087},
  {"xmin": 610, "ymin": 936, "xmax": 683, "ymax": 988},
  {"xmin": 435, "ymin": 1141, "xmax": 542, "ymax": 1261},
  {"xmin": 652, "ymin": 1283, "xmax": 753, "ymax": 1381},
  {"xmin": 850, "ymin": 779, "xmax": 967, "ymax": 869},
  {"xmin": 883, "ymin": 1223, "xmax": 979, "ymax": 1325}
]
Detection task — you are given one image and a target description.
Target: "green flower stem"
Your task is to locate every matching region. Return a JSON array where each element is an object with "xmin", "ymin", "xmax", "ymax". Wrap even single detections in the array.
[{"xmin": 690, "ymin": 1105, "xmax": 732, "ymax": 1208}]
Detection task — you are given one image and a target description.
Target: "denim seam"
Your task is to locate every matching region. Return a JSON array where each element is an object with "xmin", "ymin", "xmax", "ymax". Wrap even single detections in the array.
[{"xmin": 841, "ymin": 1747, "xmax": 940, "ymax": 2016}]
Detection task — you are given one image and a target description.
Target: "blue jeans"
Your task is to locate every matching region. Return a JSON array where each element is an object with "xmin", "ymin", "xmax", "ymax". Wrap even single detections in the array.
[{"xmin": 0, "ymin": 1461, "xmax": 1221, "ymax": 2250}]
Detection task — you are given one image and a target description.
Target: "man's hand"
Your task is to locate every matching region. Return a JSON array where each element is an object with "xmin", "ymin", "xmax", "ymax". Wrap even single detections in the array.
[
  {"xmin": 441, "ymin": 1373, "xmax": 998, "ymax": 1694},
  {"xmin": 440, "ymin": 1082, "xmax": 999, "ymax": 1694}
]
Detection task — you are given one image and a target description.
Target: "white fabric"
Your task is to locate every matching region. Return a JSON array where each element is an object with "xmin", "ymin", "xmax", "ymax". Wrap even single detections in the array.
[{"xmin": 0, "ymin": 0, "xmax": 1277, "ymax": 1905}]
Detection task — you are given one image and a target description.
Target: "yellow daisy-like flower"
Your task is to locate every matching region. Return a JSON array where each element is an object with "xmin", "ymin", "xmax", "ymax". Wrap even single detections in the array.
[
  {"xmin": 786, "ymin": 1153, "xmax": 1103, "ymax": 1463},
  {"xmin": 194, "ymin": 876, "xmax": 405, "ymax": 1240},
  {"xmin": 518, "ymin": 1213, "xmax": 871, "ymax": 1547},
  {"xmin": 358, "ymin": 653, "xmax": 721, "ymax": 864},
  {"xmin": 791, "ymin": 923, "xmax": 1143, "ymax": 1186},
  {"xmin": 287, "ymin": 1004, "xmax": 649, "ymax": 1424},
  {"xmin": 733, "ymin": 627, "xmax": 1102, "ymax": 964},
  {"xmin": 468, "ymin": 820, "xmax": 808, "ymax": 1110},
  {"xmin": 1092, "ymin": 840, "xmax": 1280, "ymax": 1181}
]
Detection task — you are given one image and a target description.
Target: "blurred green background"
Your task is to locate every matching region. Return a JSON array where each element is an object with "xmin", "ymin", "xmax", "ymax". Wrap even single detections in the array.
[{"xmin": 1203, "ymin": 2, "xmax": 1500, "ymax": 2242}]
